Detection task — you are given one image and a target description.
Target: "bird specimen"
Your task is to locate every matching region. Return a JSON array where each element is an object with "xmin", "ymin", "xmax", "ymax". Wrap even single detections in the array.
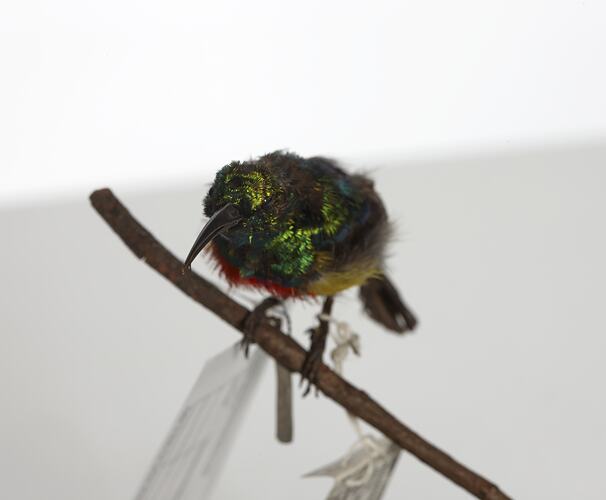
[{"xmin": 184, "ymin": 151, "xmax": 417, "ymax": 391}]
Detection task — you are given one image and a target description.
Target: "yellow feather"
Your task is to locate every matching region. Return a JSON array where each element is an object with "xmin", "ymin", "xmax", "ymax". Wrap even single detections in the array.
[{"xmin": 308, "ymin": 260, "xmax": 382, "ymax": 296}]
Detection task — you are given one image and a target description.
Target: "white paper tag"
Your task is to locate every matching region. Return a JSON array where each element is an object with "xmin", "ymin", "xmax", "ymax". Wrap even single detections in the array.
[
  {"xmin": 305, "ymin": 437, "xmax": 401, "ymax": 500},
  {"xmin": 135, "ymin": 343, "xmax": 267, "ymax": 500}
]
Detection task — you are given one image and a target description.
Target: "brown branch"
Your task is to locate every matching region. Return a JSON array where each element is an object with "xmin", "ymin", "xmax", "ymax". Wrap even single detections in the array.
[{"xmin": 89, "ymin": 188, "xmax": 511, "ymax": 500}]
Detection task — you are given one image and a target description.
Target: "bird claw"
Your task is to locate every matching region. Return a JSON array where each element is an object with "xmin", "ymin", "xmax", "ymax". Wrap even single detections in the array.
[
  {"xmin": 300, "ymin": 353, "xmax": 321, "ymax": 397},
  {"xmin": 299, "ymin": 324, "xmax": 328, "ymax": 397},
  {"xmin": 240, "ymin": 331, "xmax": 254, "ymax": 358},
  {"xmin": 240, "ymin": 297, "xmax": 282, "ymax": 358}
]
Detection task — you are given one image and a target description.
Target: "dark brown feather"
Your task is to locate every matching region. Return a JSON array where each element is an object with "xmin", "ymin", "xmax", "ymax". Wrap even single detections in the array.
[{"xmin": 359, "ymin": 275, "xmax": 418, "ymax": 333}]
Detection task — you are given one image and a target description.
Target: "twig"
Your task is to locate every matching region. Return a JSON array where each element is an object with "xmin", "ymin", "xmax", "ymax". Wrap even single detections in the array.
[{"xmin": 89, "ymin": 188, "xmax": 511, "ymax": 500}]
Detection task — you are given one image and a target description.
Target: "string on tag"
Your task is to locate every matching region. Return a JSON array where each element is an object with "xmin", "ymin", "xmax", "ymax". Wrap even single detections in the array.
[{"xmin": 317, "ymin": 313, "xmax": 386, "ymax": 486}]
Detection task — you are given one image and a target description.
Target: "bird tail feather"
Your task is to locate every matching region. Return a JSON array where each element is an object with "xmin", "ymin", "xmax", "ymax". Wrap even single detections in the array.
[{"xmin": 359, "ymin": 275, "xmax": 418, "ymax": 333}]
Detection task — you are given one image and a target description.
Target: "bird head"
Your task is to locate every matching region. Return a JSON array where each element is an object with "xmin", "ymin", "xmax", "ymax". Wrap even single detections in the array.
[{"xmin": 184, "ymin": 158, "xmax": 281, "ymax": 269}]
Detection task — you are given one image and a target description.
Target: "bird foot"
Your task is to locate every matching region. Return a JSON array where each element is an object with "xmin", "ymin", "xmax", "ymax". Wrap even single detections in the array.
[
  {"xmin": 240, "ymin": 297, "xmax": 282, "ymax": 357},
  {"xmin": 300, "ymin": 320, "xmax": 330, "ymax": 397}
]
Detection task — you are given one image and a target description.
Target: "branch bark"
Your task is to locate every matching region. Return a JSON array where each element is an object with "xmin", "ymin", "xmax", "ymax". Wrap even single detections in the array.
[{"xmin": 89, "ymin": 188, "xmax": 511, "ymax": 500}]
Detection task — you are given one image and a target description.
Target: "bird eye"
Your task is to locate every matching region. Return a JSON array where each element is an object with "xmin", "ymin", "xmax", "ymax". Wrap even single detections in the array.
[{"xmin": 227, "ymin": 205, "xmax": 240, "ymax": 219}]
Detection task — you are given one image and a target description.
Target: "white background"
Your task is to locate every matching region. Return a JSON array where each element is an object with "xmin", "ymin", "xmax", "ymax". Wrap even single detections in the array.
[
  {"xmin": 2, "ymin": 2, "xmax": 606, "ymax": 499},
  {"xmin": 2, "ymin": 1, "xmax": 606, "ymax": 205}
]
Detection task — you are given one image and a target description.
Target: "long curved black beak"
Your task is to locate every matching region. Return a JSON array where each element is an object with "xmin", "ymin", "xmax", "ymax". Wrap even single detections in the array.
[{"xmin": 183, "ymin": 203, "xmax": 242, "ymax": 270}]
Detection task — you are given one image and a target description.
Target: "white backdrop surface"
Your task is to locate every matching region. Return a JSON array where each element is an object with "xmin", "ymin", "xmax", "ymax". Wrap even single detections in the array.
[
  {"xmin": 2, "ymin": 1, "xmax": 606, "ymax": 205},
  {"xmin": 2, "ymin": 144, "xmax": 606, "ymax": 499}
]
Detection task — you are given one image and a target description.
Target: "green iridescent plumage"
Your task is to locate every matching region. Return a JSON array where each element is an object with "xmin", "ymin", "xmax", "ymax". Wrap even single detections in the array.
[{"xmin": 203, "ymin": 151, "xmax": 386, "ymax": 294}]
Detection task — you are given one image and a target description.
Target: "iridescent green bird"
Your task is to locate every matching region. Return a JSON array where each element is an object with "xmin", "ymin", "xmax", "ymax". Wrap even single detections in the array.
[{"xmin": 184, "ymin": 151, "xmax": 417, "ymax": 386}]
